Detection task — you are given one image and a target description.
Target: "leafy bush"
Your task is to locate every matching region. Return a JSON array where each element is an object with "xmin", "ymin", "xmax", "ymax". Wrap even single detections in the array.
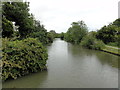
[
  {"xmin": 47, "ymin": 32, "xmax": 54, "ymax": 43},
  {"xmin": 107, "ymin": 42, "xmax": 119, "ymax": 47},
  {"xmin": 80, "ymin": 35, "xmax": 105, "ymax": 50},
  {"xmin": 60, "ymin": 32, "xmax": 65, "ymax": 40},
  {"xmin": 2, "ymin": 38, "xmax": 48, "ymax": 81},
  {"xmin": 2, "ymin": 17, "xmax": 14, "ymax": 38}
]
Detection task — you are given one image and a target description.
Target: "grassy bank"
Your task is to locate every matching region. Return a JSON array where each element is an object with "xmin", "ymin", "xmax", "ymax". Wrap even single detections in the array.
[{"xmin": 102, "ymin": 45, "xmax": 120, "ymax": 56}]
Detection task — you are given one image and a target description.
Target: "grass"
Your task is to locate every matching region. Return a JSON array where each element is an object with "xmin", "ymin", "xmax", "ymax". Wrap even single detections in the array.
[{"xmin": 102, "ymin": 45, "xmax": 120, "ymax": 56}]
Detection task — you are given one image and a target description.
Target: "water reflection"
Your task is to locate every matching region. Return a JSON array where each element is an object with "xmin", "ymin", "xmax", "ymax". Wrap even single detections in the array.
[
  {"xmin": 67, "ymin": 41, "xmax": 118, "ymax": 88},
  {"xmin": 96, "ymin": 51, "xmax": 118, "ymax": 68},
  {"xmin": 67, "ymin": 43, "xmax": 118, "ymax": 68},
  {"xmin": 3, "ymin": 38, "xmax": 118, "ymax": 88},
  {"xmin": 3, "ymin": 71, "xmax": 48, "ymax": 88}
]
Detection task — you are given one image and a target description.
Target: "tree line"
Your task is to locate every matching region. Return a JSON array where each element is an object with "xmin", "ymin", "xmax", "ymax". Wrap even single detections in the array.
[
  {"xmin": 2, "ymin": 2, "xmax": 57, "ymax": 43},
  {"xmin": 2, "ymin": 1, "xmax": 120, "ymax": 81},
  {"xmin": 2, "ymin": 2, "xmax": 57, "ymax": 81},
  {"xmin": 59, "ymin": 19, "xmax": 120, "ymax": 49}
]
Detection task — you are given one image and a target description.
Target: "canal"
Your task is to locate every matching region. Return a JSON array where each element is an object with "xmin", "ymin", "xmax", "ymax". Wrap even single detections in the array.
[{"xmin": 3, "ymin": 38, "xmax": 118, "ymax": 88}]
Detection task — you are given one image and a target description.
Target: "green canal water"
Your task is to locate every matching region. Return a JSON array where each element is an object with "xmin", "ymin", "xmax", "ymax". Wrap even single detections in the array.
[{"xmin": 3, "ymin": 38, "xmax": 119, "ymax": 88}]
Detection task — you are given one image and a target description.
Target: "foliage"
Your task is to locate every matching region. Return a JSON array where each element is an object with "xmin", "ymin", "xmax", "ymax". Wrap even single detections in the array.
[
  {"xmin": 102, "ymin": 45, "xmax": 119, "ymax": 55},
  {"xmin": 80, "ymin": 34, "xmax": 105, "ymax": 50},
  {"xmin": 2, "ymin": 2, "xmax": 56, "ymax": 44},
  {"xmin": 107, "ymin": 42, "xmax": 119, "ymax": 47},
  {"xmin": 2, "ymin": 2, "xmax": 34, "ymax": 38},
  {"xmin": 112, "ymin": 18, "xmax": 120, "ymax": 27},
  {"xmin": 60, "ymin": 32, "xmax": 65, "ymax": 40},
  {"xmin": 47, "ymin": 32, "xmax": 54, "ymax": 43},
  {"xmin": 65, "ymin": 21, "xmax": 88, "ymax": 44},
  {"xmin": 2, "ymin": 38, "xmax": 48, "ymax": 81},
  {"xmin": 2, "ymin": 17, "xmax": 14, "ymax": 38},
  {"xmin": 88, "ymin": 31, "xmax": 97, "ymax": 37},
  {"xmin": 49, "ymin": 30, "xmax": 57, "ymax": 38},
  {"xmin": 2, "ymin": 1, "xmax": 56, "ymax": 81},
  {"xmin": 29, "ymin": 21, "xmax": 56, "ymax": 44},
  {"xmin": 46, "ymin": 30, "xmax": 56, "ymax": 43},
  {"xmin": 96, "ymin": 18, "xmax": 120, "ymax": 45},
  {"xmin": 29, "ymin": 20, "xmax": 48, "ymax": 44},
  {"xmin": 55, "ymin": 33, "xmax": 61, "ymax": 38},
  {"xmin": 96, "ymin": 25, "xmax": 118, "ymax": 44}
]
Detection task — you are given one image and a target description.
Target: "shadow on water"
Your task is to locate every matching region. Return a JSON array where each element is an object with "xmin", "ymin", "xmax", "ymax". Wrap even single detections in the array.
[
  {"xmin": 67, "ymin": 43, "xmax": 119, "ymax": 68},
  {"xmin": 67, "ymin": 43, "xmax": 93, "ymax": 56},
  {"xmin": 2, "ymin": 71, "xmax": 48, "ymax": 88},
  {"xmin": 95, "ymin": 51, "xmax": 118, "ymax": 68}
]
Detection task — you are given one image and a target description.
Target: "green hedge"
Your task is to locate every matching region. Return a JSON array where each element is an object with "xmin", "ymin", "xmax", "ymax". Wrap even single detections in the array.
[{"xmin": 2, "ymin": 38, "xmax": 48, "ymax": 81}]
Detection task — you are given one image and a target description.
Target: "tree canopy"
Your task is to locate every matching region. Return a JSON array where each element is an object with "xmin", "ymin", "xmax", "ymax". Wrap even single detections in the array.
[
  {"xmin": 96, "ymin": 18, "xmax": 120, "ymax": 46},
  {"xmin": 65, "ymin": 21, "xmax": 88, "ymax": 44},
  {"xmin": 2, "ymin": 2, "xmax": 34, "ymax": 37}
]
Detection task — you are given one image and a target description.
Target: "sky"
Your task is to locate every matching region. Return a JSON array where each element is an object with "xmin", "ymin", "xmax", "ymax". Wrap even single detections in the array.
[{"xmin": 26, "ymin": 0, "xmax": 119, "ymax": 33}]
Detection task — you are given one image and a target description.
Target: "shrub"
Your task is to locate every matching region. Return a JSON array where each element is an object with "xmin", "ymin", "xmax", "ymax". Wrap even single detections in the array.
[
  {"xmin": 92, "ymin": 40, "xmax": 105, "ymax": 50},
  {"xmin": 80, "ymin": 35, "xmax": 105, "ymax": 50},
  {"xmin": 107, "ymin": 42, "xmax": 119, "ymax": 47},
  {"xmin": 2, "ymin": 38, "xmax": 48, "ymax": 81}
]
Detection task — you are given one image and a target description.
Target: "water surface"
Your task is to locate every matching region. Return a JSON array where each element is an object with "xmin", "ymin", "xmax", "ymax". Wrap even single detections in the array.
[{"xmin": 3, "ymin": 38, "xmax": 118, "ymax": 88}]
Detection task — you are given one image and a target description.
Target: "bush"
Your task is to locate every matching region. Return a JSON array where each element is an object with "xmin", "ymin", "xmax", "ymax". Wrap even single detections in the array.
[
  {"xmin": 47, "ymin": 32, "xmax": 54, "ymax": 43},
  {"xmin": 80, "ymin": 35, "xmax": 105, "ymax": 50},
  {"xmin": 107, "ymin": 42, "xmax": 119, "ymax": 47},
  {"xmin": 2, "ymin": 38, "xmax": 48, "ymax": 81},
  {"xmin": 2, "ymin": 17, "xmax": 14, "ymax": 38},
  {"xmin": 92, "ymin": 40, "xmax": 105, "ymax": 50}
]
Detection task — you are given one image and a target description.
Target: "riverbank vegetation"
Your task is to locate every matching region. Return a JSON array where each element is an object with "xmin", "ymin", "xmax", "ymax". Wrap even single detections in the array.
[
  {"xmin": 80, "ymin": 34, "xmax": 105, "ymax": 50},
  {"xmin": 2, "ymin": 2, "xmax": 56, "ymax": 81},
  {"xmin": 64, "ymin": 21, "xmax": 88, "ymax": 44},
  {"xmin": 2, "ymin": 38, "xmax": 48, "ymax": 81},
  {"xmin": 60, "ymin": 19, "xmax": 120, "ymax": 54},
  {"xmin": 1, "ymin": 1, "xmax": 120, "ymax": 81},
  {"xmin": 96, "ymin": 19, "xmax": 120, "ymax": 48},
  {"xmin": 102, "ymin": 45, "xmax": 119, "ymax": 56},
  {"xmin": 61, "ymin": 21, "xmax": 105, "ymax": 50}
]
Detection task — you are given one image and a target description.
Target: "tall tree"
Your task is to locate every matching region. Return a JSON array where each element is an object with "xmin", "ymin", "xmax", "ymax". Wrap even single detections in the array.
[
  {"xmin": 2, "ymin": 2, "xmax": 34, "ymax": 38},
  {"xmin": 2, "ymin": 17, "xmax": 14, "ymax": 38},
  {"xmin": 65, "ymin": 21, "xmax": 88, "ymax": 44},
  {"xmin": 29, "ymin": 20, "xmax": 48, "ymax": 44},
  {"xmin": 96, "ymin": 19, "xmax": 119, "ymax": 44}
]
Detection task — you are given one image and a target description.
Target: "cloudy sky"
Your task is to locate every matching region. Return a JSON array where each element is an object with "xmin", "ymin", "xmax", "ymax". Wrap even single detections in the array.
[{"xmin": 26, "ymin": 0, "xmax": 119, "ymax": 33}]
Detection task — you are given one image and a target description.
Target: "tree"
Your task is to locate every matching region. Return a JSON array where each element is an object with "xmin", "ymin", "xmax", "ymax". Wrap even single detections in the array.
[
  {"xmin": 2, "ymin": 17, "xmax": 14, "ymax": 38},
  {"xmin": 112, "ymin": 18, "xmax": 120, "ymax": 27},
  {"xmin": 96, "ymin": 22, "xmax": 119, "ymax": 44},
  {"xmin": 46, "ymin": 30, "xmax": 57, "ymax": 43},
  {"xmin": 2, "ymin": 2, "xmax": 34, "ymax": 38},
  {"xmin": 65, "ymin": 21, "xmax": 88, "ymax": 44},
  {"xmin": 30, "ymin": 20, "xmax": 48, "ymax": 44},
  {"xmin": 60, "ymin": 32, "xmax": 65, "ymax": 40},
  {"xmin": 80, "ymin": 34, "xmax": 105, "ymax": 50}
]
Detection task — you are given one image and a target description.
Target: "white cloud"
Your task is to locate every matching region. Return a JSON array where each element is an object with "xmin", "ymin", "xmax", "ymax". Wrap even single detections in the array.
[{"xmin": 26, "ymin": 0, "xmax": 119, "ymax": 33}]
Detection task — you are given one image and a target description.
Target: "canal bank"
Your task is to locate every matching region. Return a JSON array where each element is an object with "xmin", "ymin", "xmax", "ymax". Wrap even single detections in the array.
[
  {"xmin": 3, "ymin": 38, "xmax": 118, "ymax": 88},
  {"xmin": 101, "ymin": 45, "xmax": 120, "ymax": 56}
]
